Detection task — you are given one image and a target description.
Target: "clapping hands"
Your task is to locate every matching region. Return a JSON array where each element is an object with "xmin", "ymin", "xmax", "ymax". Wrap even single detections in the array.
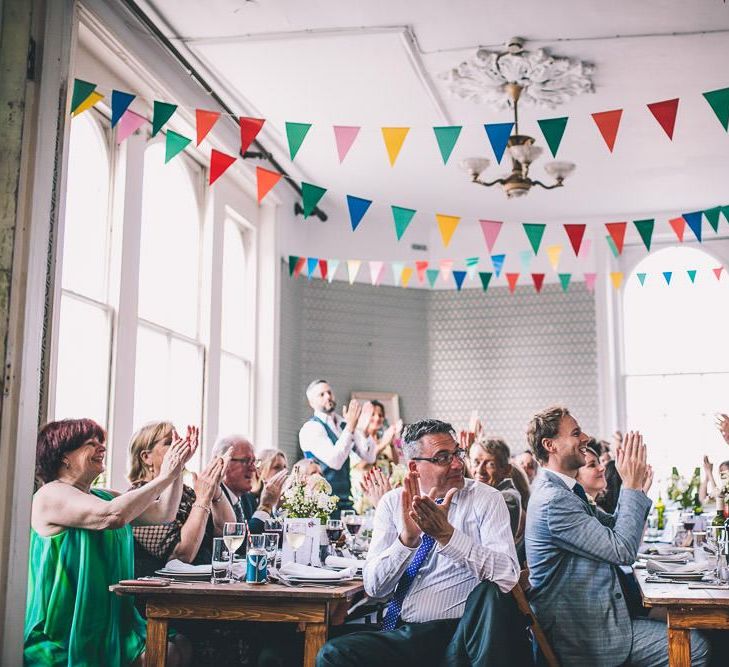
[
  {"xmin": 715, "ymin": 413, "xmax": 729, "ymax": 446},
  {"xmin": 399, "ymin": 470, "xmax": 456, "ymax": 547},
  {"xmin": 159, "ymin": 426, "xmax": 199, "ymax": 480},
  {"xmin": 360, "ymin": 468, "xmax": 392, "ymax": 508},
  {"xmin": 615, "ymin": 431, "xmax": 652, "ymax": 493}
]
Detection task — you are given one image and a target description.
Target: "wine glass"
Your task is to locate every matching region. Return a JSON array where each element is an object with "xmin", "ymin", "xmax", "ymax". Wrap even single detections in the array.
[
  {"xmin": 263, "ymin": 532, "xmax": 280, "ymax": 574},
  {"xmin": 285, "ymin": 522, "xmax": 307, "ymax": 564},
  {"xmin": 343, "ymin": 511, "xmax": 364, "ymax": 553},
  {"xmin": 222, "ymin": 522, "xmax": 247, "ymax": 581},
  {"xmin": 325, "ymin": 519, "xmax": 343, "ymax": 558}
]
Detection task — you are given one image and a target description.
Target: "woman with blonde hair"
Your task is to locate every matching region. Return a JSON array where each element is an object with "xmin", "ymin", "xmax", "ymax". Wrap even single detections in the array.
[{"xmin": 252, "ymin": 448, "xmax": 288, "ymax": 504}]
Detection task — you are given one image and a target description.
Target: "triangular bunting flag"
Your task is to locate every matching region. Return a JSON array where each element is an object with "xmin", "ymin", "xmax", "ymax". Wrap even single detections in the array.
[
  {"xmin": 347, "ymin": 260, "xmax": 361, "ymax": 285},
  {"xmin": 369, "ymin": 261, "xmax": 384, "ymax": 286},
  {"xmin": 558, "ymin": 273, "xmax": 571, "ymax": 292},
  {"xmin": 391, "ymin": 262, "xmax": 404, "ymax": 287},
  {"xmin": 704, "ymin": 207, "xmax": 721, "ymax": 233},
  {"xmin": 151, "ymin": 101, "xmax": 177, "ymax": 137},
  {"xmin": 703, "ymin": 87, "xmax": 729, "ymax": 131},
  {"xmin": 381, "ymin": 127, "xmax": 410, "ymax": 166},
  {"xmin": 319, "ymin": 260, "xmax": 328, "ymax": 281},
  {"xmin": 714, "ymin": 267, "xmax": 724, "ymax": 281},
  {"xmin": 610, "ymin": 272, "xmax": 624, "ymax": 290},
  {"xmin": 479, "ymin": 220, "xmax": 503, "ymax": 252},
  {"xmin": 722, "ymin": 206, "xmax": 729, "ymax": 224},
  {"xmin": 301, "ymin": 183, "xmax": 327, "ymax": 218},
  {"xmin": 453, "ymin": 270, "xmax": 467, "ymax": 291},
  {"xmin": 374, "ymin": 262, "xmax": 386, "ymax": 286},
  {"xmin": 505, "ymin": 273, "xmax": 519, "ymax": 294},
  {"xmin": 196, "ymin": 109, "xmax": 220, "ymax": 146},
  {"xmin": 537, "ymin": 117, "xmax": 569, "ymax": 157},
  {"xmin": 584, "ymin": 273, "xmax": 597, "ymax": 292},
  {"xmin": 286, "ymin": 122, "xmax": 312, "ymax": 161},
  {"xmin": 165, "ymin": 130, "xmax": 191, "ymax": 163},
  {"xmin": 433, "ymin": 126, "xmax": 462, "ymax": 165},
  {"xmin": 519, "ymin": 250, "xmax": 534, "ymax": 273},
  {"xmin": 546, "ymin": 245, "xmax": 562, "ymax": 271},
  {"xmin": 578, "ymin": 238, "xmax": 592, "ymax": 259},
  {"xmin": 682, "ymin": 211, "xmax": 702, "ymax": 242},
  {"xmin": 306, "ymin": 258, "xmax": 318, "ymax": 280},
  {"xmin": 564, "ymin": 224, "xmax": 586, "ymax": 256},
  {"xmin": 426, "ymin": 269, "xmax": 440, "ymax": 288},
  {"xmin": 256, "ymin": 167, "xmax": 283, "ymax": 203},
  {"xmin": 687, "ymin": 269, "xmax": 697, "ymax": 284},
  {"xmin": 391, "ymin": 205, "xmax": 416, "ymax": 241},
  {"xmin": 591, "ymin": 109, "xmax": 623, "ymax": 152},
  {"xmin": 293, "ymin": 257, "xmax": 306, "ymax": 278},
  {"xmin": 401, "ymin": 267, "xmax": 414, "ymax": 288},
  {"xmin": 531, "ymin": 273, "xmax": 545, "ymax": 293},
  {"xmin": 637, "ymin": 273, "xmax": 647, "ymax": 286},
  {"xmin": 436, "ymin": 214, "xmax": 460, "ymax": 247},
  {"xmin": 72, "ymin": 91, "xmax": 103, "ymax": 117},
  {"xmin": 116, "ymin": 110, "xmax": 146, "ymax": 144},
  {"xmin": 333, "ymin": 126, "xmax": 360, "ymax": 163},
  {"xmin": 439, "ymin": 260, "xmax": 454, "ymax": 282},
  {"xmin": 491, "ymin": 254, "xmax": 506, "ymax": 278},
  {"xmin": 415, "ymin": 261, "xmax": 429, "ymax": 284},
  {"xmin": 326, "ymin": 259, "xmax": 339, "ymax": 283},
  {"xmin": 111, "ymin": 90, "xmax": 135, "ymax": 127},
  {"xmin": 633, "ymin": 219, "xmax": 655, "ymax": 251},
  {"xmin": 479, "ymin": 272, "xmax": 493, "ymax": 291},
  {"xmin": 669, "ymin": 216, "xmax": 686, "ymax": 242},
  {"xmin": 522, "ymin": 223, "xmax": 546, "ymax": 255},
  {"xmin": 605, "ymin": 235, "xmax": 620, "ymax": 259},
  {"xmin": 484, "ymin": 122, "xmax": 514, "ymax": 163},
  {"xmin": 209, "ymin": 149, "xmax": 237, "ymax": 185},
  {"xmin": 70, "ymin": 79, "xmax": 97, "ymax": 115},
  {"xmin": 647, "ymin": 98, "xmax": 679, "ymax": 140},
  {"xmin": 346, "ymin": 195, "xmax": 373, "ymax": 231},
  {"xmin": 605, "ymin": 222, "xmax": 627, "ymax": 255},
  {"xmin": 465, "ymin": 257, "xmax": 479, "ymax": 280},
  {"xmin": 288, "ymin": 256, "xmax": 299, "ymax": 277},
  {"xmin": 240, "ymin": 117, "xmax": 266, "ymax": 154},
  {"xmin": 662, "ymin": 271, "xmax": 672, "ymax": 286}
]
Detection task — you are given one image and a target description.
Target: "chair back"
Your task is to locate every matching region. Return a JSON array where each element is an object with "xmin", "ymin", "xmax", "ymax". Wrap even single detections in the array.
[{"xmin": 511, "ymin": 569, "xmax": 560, "ymax": 667}]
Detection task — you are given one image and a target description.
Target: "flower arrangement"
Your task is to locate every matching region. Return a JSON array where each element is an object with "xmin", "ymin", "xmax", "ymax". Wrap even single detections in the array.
[
  {"xmin": 666, "ymin": 467, "xmax": 700, "ymax": 510},
  {"xmin": 389, "ymin": 463, "xmax": 407, "ymax": 488},
  {"xmin": 280, "ymin": 472, "xmax": 338, "ymax": 523}
]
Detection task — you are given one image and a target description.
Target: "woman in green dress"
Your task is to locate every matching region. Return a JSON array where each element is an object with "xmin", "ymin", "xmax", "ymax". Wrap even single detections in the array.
[{"xmin": 25, "ymin": 418, "xmax": 194, "ymax": 666}]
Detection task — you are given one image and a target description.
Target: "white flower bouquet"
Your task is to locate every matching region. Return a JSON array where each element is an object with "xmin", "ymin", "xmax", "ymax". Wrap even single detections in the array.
[{"xmin": 280, "ymin": 472, "xmax": 338, "ymax": 523}]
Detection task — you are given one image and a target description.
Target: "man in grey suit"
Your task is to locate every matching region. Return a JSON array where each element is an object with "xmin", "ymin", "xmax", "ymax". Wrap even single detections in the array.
[{"xmin": 525, "ymin": 406, "xmax": 710, "ymax": 667}]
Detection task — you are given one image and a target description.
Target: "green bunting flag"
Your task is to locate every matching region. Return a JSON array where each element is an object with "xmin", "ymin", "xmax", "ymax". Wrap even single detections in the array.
[
  {"xmin": 722, "ymin": 206, "xmax": 729, "ymax": 224},
  {"xmin": 522, "ymin": 223, "xmax": 546, "ymax": 255},
  {"xmin": 478, "ymin": 272, "xmax": 492, "ymax": 291},
  {"xmin": 703, "ymin": 87, "xmax": 729, "ymax": 131},
  {"xmin": 633, "ymin": 219, "xmax": 654, "ymax": 251},
  {"xmin": 301, "ymin": 182, "xmax": 327, "ymax": 218},
  {"xmin": 152, "ymin": 101, "xmax": 177, "ymax": 137},
  {"xmin": 687, "ymin": 270, "xmax": 697, "ymax": 283},
  {"xmin": 558, "ymin": 273, "xmax": 572, "ymax": 292},
  {"xmin": 426, "ymin": 269, "xmax": 440, "ymax": 288},
  {"xmin": 433, "ymin": 126, "xmax": 462, "ymax": 165},
  {"xmin": 286, "ymin": 122, "xmax": 312, "ymax": 160},
  {"xmin": 391, "ymin": 205, "xmax": 416, "ymax": 241},
  {"xmin": 606, "ymin": 235, "xmax": 620, "ymax": 258},
  {"xmin": 704, "ymin": 206, "xmax": 721, "ymax": 232},
  {"xmin": 164, "ymin": 130, "xmax": 191, "ymax": 163},
  {"xmin": 537, "ymin": 117, "xmax": 569, "ymax": 157},
  {"xmin": 70, "ymin": 79, "xmax": 97, "ymax": 115},
  {"xmin": 636, "ymin": 273, "xmax": 647, "ymax": 286},
  {"xmin": 288, "ymin": 256, "xmax": 299, "ymax": 276}
]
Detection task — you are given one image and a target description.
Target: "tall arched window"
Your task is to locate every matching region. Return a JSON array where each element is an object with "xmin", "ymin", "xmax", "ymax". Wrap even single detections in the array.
[{"xmin": 622, "ymin": 246, "xmax": 729, "ymax": 487}]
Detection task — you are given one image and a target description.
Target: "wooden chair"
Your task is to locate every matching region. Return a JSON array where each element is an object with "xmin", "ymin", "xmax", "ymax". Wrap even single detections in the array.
[{"xmin": 511, "ymin": 569, "xmax": 560, "ymax": 667}]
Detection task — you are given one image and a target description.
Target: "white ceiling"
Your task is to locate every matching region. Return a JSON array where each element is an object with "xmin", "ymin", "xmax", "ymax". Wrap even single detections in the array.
[{"xmin": 135, "ymin": 0, "xmax": 729, "ymax": 263}]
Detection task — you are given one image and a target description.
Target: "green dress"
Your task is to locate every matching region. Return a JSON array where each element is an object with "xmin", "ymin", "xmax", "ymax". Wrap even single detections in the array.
[{"xmin": 24, "ymin": 489, "xmax": 147, "ymax": 666}]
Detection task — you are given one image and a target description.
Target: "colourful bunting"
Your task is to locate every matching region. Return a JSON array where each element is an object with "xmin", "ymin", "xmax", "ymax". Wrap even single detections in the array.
[
  {"xmin": 286, "ymin": 122, "xmax": 312, "ymax": 160},
  {"xmin": 610, "ymin": 272, "xmax": 624, "ymax": 290},
  {"xmin": 111, "ymin": 90, "xmax": 135, "ymax": 127},
  {"xmin": 439, "ymin": 260, "xmax": 454, "ymax": 282},
  {"xmin": 116, "ymin": 110, "xmax": 146, "ymax": 144},
  {"xmin": 633, "ymin": 219, "xmax": 654, "ymax": 251},
  {"xmin": 347, "ymin": 260, "xmax": 361, "ymax": 285},
  {"xmin": 415, "ymin": 261, "xmax": 429, "ymax": 284},
  {"xmin": 558, "ymin": 273, "xmax": 571, "ymax": 292},
  {"xmin": 391, "ymin": 262, "xmax": 404, "ymax": 287},
  {"xmin": 333, "ymin": 126, "xmax": 360, "ymax": 163},
  {"xmin": 637, "ymin": 273, "xmax": 647, "ymax": 286},
  {"xmin": 391, "ymin": 205, "xmax": 416, "ymax": 241},
  {"xmin": 669, "ymin": 216, "xmax": 686, "ymax": 242},
  {"xmin": 606, "ymin": 235, "xmax": 620, "ymax": 259},
  {"xmin": 426, "ymin": 269, "xmax": 440, "ymax": 288},
  {"xmin": 519, "ymin": 250, "xmax": 534, "ymax": 273},
  {"xmin": 479, "ymin": 272, "xmax": 493, "ymax": 291},
  {"xmin": 293, "ymin": 257, "xmax": 306, "ymax": 278},
  {"xmin": 369, "ymin": 261, "xmax": 384, "ymax": 286},
  {"xmin": 151, "ymin": 101, "xmax": 177, "ymax": 137},
  {"xmin": 591, "ymin": 109, "xmax": 623, "ymax": 152},
  {"xmin": 256, "ymin": 167, "xmax": 283, "ymax": 203},
  {"xmin": 381, "ymin": 127, "xmax": 410, "ymax": 166},
  {"xmin": 714, "ymin": 267, "xmax": 724, "ymax": 280},
  {"xmin": 326, "ymin": 260, "xmax": 339, "ymax": 283},
  {"xmin": 401, "ymin": 267, "xmax": 414, "ymax": 288},
  {"xmin": 164, "ymin": 131, "xmax": 191, "ymax": 163},
  {"xmin": 703, "ymin": 87, "xmax": 729, "ymax": 131},
  {"xmin": 704, "ymin": 207, "xmax": 721, "ymax": 233},
  {"xmin": 564, "ymin": 224, "xmax": 586, "ymax": 256},
  {"xmin": 465, "ymin": 257, "xmax": 480, "ymax": 281},
  {"xmin": 240, "ymin": 117, "xmax": 265, "ymax": 154},
  {"xmin": 522, "ymin": 223, "xmax": 546, "ymax": 255},
  {"xmin": 605, "ymin": 222, "xmax": 627, "ymax": 255},
  {"xmin": 288, "ymin": 256, "xmax": 299, "ymax": 277},
  {"xmin": 436, "ymin": 214, "xmax": 460, "ymax": 247},
  {"xmin": 484, "ymin": 122, "xmax": 514, "ymax": 163},
  {"xmin": 479, "ymin": 220, "xmax": 503, "ymax": 252},
  {"xmin": 531, "ymin": 273, "xmax": 545, "ymax": 293},
  {"xmin": 505, "ymin": 273, "xmax": 519, "ymax": 294},
  {"xmin": 662, "ymin": 271, "xmax": 673, "ymax": 285},
  {"xmin": 683, "ymin": 211, "xmax": 702, "ymax": 242},
  {"xmin": 73, "ymin": 91, "xmax": 104, "ymax": 118},
  {"xmin": 453, "ymin": 270, "xmax": 467, "ymax": 291},
  {"xmin": 196, "ymin": 110, "xmax": 220, "ymax": 146},
  {"xmin": 319, "ymin": 260, "xmax": 328, "ymax": 281},
  {"xmin": 491, "ymin": 254, "xmax": 505, "ymax": 278},
  {"xmin": 433, "ymin": 126, "xmax": 462, "ymax": 165},
  {"xmin": 346, "ymin": 195, "xmax": 373, "ymax": 231},
  {"xmin": 537, "ymin": 117, "xmax": 569, "ymax": 157},
  {"xmin": 584, "ymin": 272, "xmax": 597, "ymax": 292},
  {"xmin": 209, "ymin": 149, "xmax": 237, "ymax": 185},
  {"xmin": 647, "ymin": 98, "xmax": 679, "ymax": 140},
  {"xmin": 546, "ymin": 245, "xmax": 562, "ymax": 271},
  {"xmin": 306, "ymin": 257, "xmax": 318, "ymax": 279},
  {"xmin": 301, "ymin": 182, "xmax": 327, "ymax": 218},
  {"xmin": 70, "ymin": 79, "xmax": 97, "ymax": 115},
  {"xmin": 687, "ymin": 270, "xmax": 697, "ymax": 283}
]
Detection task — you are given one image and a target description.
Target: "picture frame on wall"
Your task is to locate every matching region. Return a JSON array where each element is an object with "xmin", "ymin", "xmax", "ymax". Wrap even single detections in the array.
[{"xmin": 350, "ymin": 391, "xmax": 400, "ymax": 426}]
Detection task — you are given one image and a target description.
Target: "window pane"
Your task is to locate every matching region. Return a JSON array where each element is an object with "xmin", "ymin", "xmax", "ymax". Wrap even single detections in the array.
[
  {"xmin": 218, "ymin": 353, "xmax": 251, "ymax": 437},
  {"xmin": 138, "ymin": 143, "xmax": 200, "ymax": 337},
  {"xmin": 54, "ymin": 294, "xmax": 110, "ymax": 427},
  {"xmin": 61, "ymin": 114, "xmax": 110, "ymax": 300},
  {"xmin": 221, "ymin": 219, "xmax": 249, "ymax": 356}
]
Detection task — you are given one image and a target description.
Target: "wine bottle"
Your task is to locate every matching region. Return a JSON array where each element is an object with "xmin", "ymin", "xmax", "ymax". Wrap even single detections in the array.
[
  {"xmin": 693, "ymin": 493, "xmax": 703, "ymax": 516},
  {"xmin": 655, "ymin": 491, "xmax": 666, "ymax": 530},
  {"xmin": 712, "ymin": 495, "xmax": 725, "ymax": 527}
]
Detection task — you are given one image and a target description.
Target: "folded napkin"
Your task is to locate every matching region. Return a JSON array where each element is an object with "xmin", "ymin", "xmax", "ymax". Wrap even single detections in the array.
[
  {"xmin": 279, "ymin": 562, "xmax": 354, "ymax": 580},
  {"xmin": 163, "ymin": 559, "xmax": 212, "ymax": 574},
  {"xmin": 645, "ymin": 560, "xmax": 706, "ymax": 575},
  {"xmin": 325, "ymin": 556, "xmax": 363, "ymax": 571},
  {"xmin": 639, "ymin": 546, "xmax": 691, "ymax": 557},
  {"xmin": 639, "ymin": 552, "xmax": 690, "ymax": 563}
]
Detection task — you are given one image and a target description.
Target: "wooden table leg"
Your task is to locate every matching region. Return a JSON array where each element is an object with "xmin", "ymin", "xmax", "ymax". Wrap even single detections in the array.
[
  {"xmin": 145, "ymin": 617, "xmax": 169, "ymax": 667},
  {"xmin": 668, "ymin": 627, "xmax": 691, "ymax": 667},
  {"xmin": 303, "ymin": 622, "xmax": 328, "ymax": 667}
]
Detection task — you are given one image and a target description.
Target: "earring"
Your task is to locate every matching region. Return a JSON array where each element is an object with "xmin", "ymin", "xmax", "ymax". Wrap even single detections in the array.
[{"xmin": 64, "ymin": 461, "xmax": 70, "ymax": 469}]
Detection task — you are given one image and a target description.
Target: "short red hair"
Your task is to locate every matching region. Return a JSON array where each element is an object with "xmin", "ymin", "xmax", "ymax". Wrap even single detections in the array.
[{"xmin": 36, "ymin": 418, "xmax": 105, "ymax": 483}]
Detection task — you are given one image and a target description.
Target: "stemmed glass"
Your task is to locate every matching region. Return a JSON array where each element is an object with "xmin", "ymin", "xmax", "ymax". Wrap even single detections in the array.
[
  {"xmin": 325, "ymin": 519, "xmax": 344, "ymax": 558},
  {"xmin": 222, "ymin": 522, "xmax": 247, "ymax": 581},
  {"xmin": 263, "ymin": 532, "xmax": 280, "ymax": 574},
  {"xmin": 285, "ymin": 522, "xmax": 307, "ymax": 564},
  {"xmin": 341, "ymin": 510, "xmax": 364, "ymax": 553}
]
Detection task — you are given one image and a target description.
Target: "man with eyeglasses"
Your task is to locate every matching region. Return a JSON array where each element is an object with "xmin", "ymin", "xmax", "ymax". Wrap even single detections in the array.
[{"xmin": 317, "ymin": 419, "xmax": 530, "ymax": 667}]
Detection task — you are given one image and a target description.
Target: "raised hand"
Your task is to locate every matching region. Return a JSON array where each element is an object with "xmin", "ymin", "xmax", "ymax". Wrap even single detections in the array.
[
  {"xmin": 703, "ymin": 455, "xmax": 714, "ymax": 477},
  {"xmin": 642, "ymin": 464, "xmax": 654, "ymax": 495},
  {"xmin": 192, "ymin": 455, "xmax": 225, "ymax": 505},
  {"xmin": 715, "ymin": 414, "xmax": 729, "ymax": 446},
  {"xmin": 615, "ymin": 431, "xmax": 648, "ymax": 491},
  {"xmin": 357, "ymin": 401, "xmax": 375, "ymax": 432},
  {"xmin": 343, "ymin": 400, "xmax": 362, "ymax": 433},
  {"xmin": 159, "ymin": 432, "xmax": 191, "ymax": 480},
  {"xmin": 399, "ymin": 470, "xmax": 422, "ymax": 548},
  {"xmin": 360, "ymin": 468, "xmax": 392, "ymax": 508},
  {"xmin": 260, "ymin": 469, "xmax": 288, "ymax": 510},
  {"xmin": 183, "ymin": 425, "xmax": 200, "ymax": 465},
  {"xmin": 410, "ymin": 486, "xmax": 457, "ymax": 546}
]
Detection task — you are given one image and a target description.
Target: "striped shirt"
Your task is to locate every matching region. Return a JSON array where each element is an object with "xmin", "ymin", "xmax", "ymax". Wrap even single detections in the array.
[{"xmin": 364, "ymin": 478, "xmax": 519, "ymax": 623}]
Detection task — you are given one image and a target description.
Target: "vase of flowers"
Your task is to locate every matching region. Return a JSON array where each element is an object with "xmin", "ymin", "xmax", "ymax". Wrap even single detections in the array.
[
  {"xmin": 280, "ymin": 472, "xmax": 338, "ymax": 522},
  {"xmin": 666, "ymin": 466, "xmax": 701, "ymax": 510}
]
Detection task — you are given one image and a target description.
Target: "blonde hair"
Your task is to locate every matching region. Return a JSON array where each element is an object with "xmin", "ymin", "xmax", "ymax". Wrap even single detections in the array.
[
  {"xmin": 252, "ymin": 449, "xmax": 288, "ymax": 493},
  {"xmin": 128, "ymin": 421, "xmax": 175, "ymax": 484}
]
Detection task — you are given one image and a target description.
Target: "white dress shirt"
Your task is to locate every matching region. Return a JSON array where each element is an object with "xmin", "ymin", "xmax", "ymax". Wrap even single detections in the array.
[
  {"xmin": 298, "ymin": 410, "xmax": 376, "ymax": 470},
  {"xmin": 364, "ymin": 478, "xmax": 519, "ymax": 623},
  {"xmin": 545, "ymin": 468, "xmax": 577, "ymax": 490}
]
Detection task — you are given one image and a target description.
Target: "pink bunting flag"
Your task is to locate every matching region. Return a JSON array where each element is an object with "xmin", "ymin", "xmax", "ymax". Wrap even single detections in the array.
[
  {"xmin": 584, "ymin": 272, "xmax": 597, "ymax": 292},
  {"xmin": 714, "ymin": 267, "xmax": 725, "ymax": 281},
  {"xmin": 369, "ymin": 261, "xmax": 385, "ymax": 286},
  {"xmin": 116, "ymin": 110, "xmax": 146, "ymax": 144},
  {"xmin": 333, "ymin": 126, "xmax": 361, "ymax": 163},
  {"xmin": 479, "ymin": 220, "xmax": 503, "ymax": 252},
  {"xmin": 439, "ymin": 259, "xmax": 454, "ymax": 282}
]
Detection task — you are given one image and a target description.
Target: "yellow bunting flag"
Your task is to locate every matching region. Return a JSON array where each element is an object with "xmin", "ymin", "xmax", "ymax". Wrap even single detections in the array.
[
  {"xmin": 72, "ymin": 91, "xmax": 104, "ymax": 117},
  {"xmin": 610, "ymin": 272, "xmax": 624, "ymax": 290},
  {"xmin": 546, "ymin": 245, "xmax": 562, "ymax": 271},
  {"xmin": 401, "ymin": 266, "xmax": 414, "ymax": 288},
  {"xmin": 381, "ymin": 127, "xmax": 410, "ymax": 166},
  {"xmin": 436, "ymin": 214, "xmax": 460, "ymax": 247},
  {"xmin": 347, "ymin": 260, "xmax": 361, "ymax": 285}
]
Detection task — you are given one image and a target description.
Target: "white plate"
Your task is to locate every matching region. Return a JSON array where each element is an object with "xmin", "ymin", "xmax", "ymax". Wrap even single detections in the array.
[
  {"xmin": 654, "ymin": 571, "xmax": 707, "ymax": 581},
  {"xmin": 155, "ymin": 569, "xmax": 211, "ymax": 578}
]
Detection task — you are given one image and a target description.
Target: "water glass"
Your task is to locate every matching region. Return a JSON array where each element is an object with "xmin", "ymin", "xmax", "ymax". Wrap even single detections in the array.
[
  {"xmin": 211, "ymin": 537, "xmax": 231, "ymax": 584},
  {"xmin": 263, "ymin": 532, "xmax": 280, "ymax": 571}
]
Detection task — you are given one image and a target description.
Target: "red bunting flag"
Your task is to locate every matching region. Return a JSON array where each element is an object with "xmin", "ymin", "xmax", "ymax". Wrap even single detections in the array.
[
  {"xmin": 293, "ymin": 257, "xmax": 306, "ymax": 278},
  {"xmin": 714, "ymin": 267, "xmax": 725, "ymax": 280},
  {"xmin": 196, "ymin": 109, "xmax": 220, "ymax": 146},
  {"xmin": 591, "ymin": 109, "xmax": 623, "ymax": 152},
  {"xmin": 669, "ymin": 217, "xmax": 686, "ymax": 242},
  {"xmin": 209, "ymin": 149, "xmax": 236, "ymax": 185},
  {"xmin": 605, "ymin": 222, "xmax": 627, "ymax": 255},
  {"xmin": 647, "ymin": 98, "xmax": 679, "ymax": 140},
  {"xmin": 415, "ymin": 261, "xmax": 429, "ymax": 284},
  {"xmin": 240, "ymin": 117, "xmax": 265, "ymax": 154},
  {"xmin": 531, "ymin": 273, "xmax": 545, "ymax": 293},
  {"xmin": 506, "ymin": 273, "xmax": 519, "ymax": 294},
  {"xmin": 256, "ymin": 166, "xmax": 282, "ymax": 203},
  {"xmin": 563, "ymin": 224, "xmax": 586, "ymax": 256},
  {"xmin": 318, "ymin": 260, "xmax": 328, "ymax": 281}
]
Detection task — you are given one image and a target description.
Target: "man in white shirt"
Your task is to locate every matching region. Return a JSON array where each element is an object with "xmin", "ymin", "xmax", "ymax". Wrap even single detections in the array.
[
  {"xmin": 298, "ymin": 380, "xmax": 376, "ymax": 514},
  {"xmin": 317, "ymin": 419, "xmax": 530, "ymax": 667}
]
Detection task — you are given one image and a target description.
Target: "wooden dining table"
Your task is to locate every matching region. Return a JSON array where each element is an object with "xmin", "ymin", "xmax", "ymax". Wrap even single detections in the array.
[
  {"xmin": 634, "ymin": 568, "xmax": 729, "ymax": 666},
  {"xmin": 110, "ymin": 579, "xmax": 365, "ymax": 667}
]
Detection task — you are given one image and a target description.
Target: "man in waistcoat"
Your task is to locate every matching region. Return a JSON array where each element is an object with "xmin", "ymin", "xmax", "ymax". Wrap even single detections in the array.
[{"xmin": 298, "ymin": 379, "xmax": 376, "ymax": 515}]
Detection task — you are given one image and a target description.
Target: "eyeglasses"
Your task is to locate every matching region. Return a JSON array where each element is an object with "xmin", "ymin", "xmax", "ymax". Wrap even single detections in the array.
[
  {"xmin": 230, "ymin": 457, "xmax": 256, "ymax": 466},
  {"xmin": 411, "ymin": 448, "xmax": 467, "ymax": 466}
]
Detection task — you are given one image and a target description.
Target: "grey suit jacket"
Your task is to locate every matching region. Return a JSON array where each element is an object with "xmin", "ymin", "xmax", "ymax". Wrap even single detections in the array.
[{"xmin": 525, "ymin": 469, "xmax": 652, "ymax": 667}]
